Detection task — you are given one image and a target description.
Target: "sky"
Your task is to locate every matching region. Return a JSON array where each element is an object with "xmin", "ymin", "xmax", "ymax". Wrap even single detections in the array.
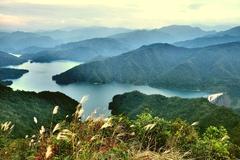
[{"xmin": 0, "ymin": 0, "xmax": 240, "ymax": 31}]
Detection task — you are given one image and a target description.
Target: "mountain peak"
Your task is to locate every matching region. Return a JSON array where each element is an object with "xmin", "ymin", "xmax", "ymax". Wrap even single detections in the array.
[
  {"xmin": 218, "ymin": 26, "xmax": 240, "ymax": 36},
  {"xmin": 140, "ymin": 43, "xmax": 185, "ymax": 50},
  {"xmin": 160, "ymin": 25, "xmax": 202, "ymax": 30}
]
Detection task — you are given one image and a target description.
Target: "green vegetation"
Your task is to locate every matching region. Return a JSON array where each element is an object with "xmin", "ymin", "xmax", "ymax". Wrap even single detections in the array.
[
  {"xmin": 109, "ymin": 91, "xmax": 240, "ymax": 146},
  {"xmin": 0, "ymin": 85, "xmax": 78, "ymax": 137},
  {"xmin": 0, "ymin": 97, "xmax": 239, "ymax": 159},
  {"xmin": 0, "ymin": 80, "xmax": 13, "ymax": 86},
  {"xmin": 53, "ymin": 42, "xmax": 240, "ymax": 108}
]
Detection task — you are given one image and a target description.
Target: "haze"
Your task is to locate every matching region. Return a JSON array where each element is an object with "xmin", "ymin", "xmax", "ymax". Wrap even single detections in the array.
[{"xmin": 1, "ymin": 0, "xmax": 240, "ymax": 31}]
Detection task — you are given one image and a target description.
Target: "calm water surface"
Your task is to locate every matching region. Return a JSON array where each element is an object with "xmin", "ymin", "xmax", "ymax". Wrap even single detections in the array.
[{"xmin": 9, "ymin": 61, "xmax": 209, "ymax": 117}]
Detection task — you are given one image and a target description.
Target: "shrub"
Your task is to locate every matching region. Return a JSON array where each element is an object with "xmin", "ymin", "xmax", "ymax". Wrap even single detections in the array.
[
  {"xmin": 0, "ymin": 99, "xmax": 239, "ymax": 159},
  {"xmin": 193, "ymin": 126, "xmax": 233, "ymax": 159}
]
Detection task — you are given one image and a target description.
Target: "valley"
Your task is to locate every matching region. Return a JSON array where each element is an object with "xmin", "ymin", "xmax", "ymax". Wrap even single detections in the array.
[
  {"xmin": 6, "ymin": 60, "xmax": 208, "ymax": 117},
  {"xmin": 0, "ymin": 12, "xmax": 240, "ymax": 158}
]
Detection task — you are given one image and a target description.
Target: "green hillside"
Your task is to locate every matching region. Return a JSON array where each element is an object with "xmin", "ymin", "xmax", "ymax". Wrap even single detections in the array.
[
  {"xmin": 53, "ymin": 42, "xmax": 240, "ymax": 107},
  {"xmin": 109, "ymin": 91, "xmax": 240, "ymax": 145},
  {"xmin": 0, "ymin": 97, "xmax": 239, "ymax": 159},
  {"xmin": 0, "ymin": 85, "xmax": 78, "ymax": 137}
]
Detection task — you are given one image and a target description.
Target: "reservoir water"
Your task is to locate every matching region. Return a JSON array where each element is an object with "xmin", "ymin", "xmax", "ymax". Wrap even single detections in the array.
[{"xmin": 9, "ymin": 61, "xmax": 209, "ymax": 117}]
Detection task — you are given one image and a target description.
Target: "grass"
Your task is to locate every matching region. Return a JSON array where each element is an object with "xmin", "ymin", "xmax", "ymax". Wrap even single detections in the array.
[{"xmin": 0, "ymin": 96, "xmax": 239, "ymax": 160}]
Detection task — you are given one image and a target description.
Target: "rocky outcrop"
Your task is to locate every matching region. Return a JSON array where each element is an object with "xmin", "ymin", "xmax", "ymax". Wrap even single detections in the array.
[{"xmin": 207, "ymin": 93, "xmax": 231, "ymax": 107}]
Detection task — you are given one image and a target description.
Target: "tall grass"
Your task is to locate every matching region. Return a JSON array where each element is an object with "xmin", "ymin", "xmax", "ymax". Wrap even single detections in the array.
[{"xmin": 0, "ymin": 96, "xmax": 238, "ymax": 160}]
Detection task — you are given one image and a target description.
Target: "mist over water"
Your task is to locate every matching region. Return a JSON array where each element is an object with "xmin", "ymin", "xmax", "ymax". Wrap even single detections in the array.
[{"xmin": 9, "ymin": 61, "xmax": 209, "ymax": 117}]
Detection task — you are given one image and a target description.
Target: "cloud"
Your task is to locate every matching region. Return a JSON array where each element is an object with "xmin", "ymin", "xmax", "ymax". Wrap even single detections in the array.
[
  {"xmin": 0, "ymin": 14, "xmax": 27, "ymax": 26},
  {"xmin": 0, "ymin": 2, "xmax": 138, "ymax": 20},
  {"xmin": 0, "ymin": 0, "xmax": 240, "ymax": 31},
  {"xmin": 188, "ymin": 3, "xmax": 204, "ymax": 10}
]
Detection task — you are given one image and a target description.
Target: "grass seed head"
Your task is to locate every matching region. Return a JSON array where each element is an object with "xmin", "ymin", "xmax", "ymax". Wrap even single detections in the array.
[
  {"xmin": 33, "ymin": 117, "xmax": 38, "ymax": 124},
  {"xmin": 39, "ymin": 126, "xmax": 45, "ymax": 135},
  {"xmin": 52, "ymin": 106, "xmax": 59, "ymax": 115},
  {"xmin": 52, "ymin": 123, "xmax": 61, "ymax": 134},
  {"xmin": 45, "ymin": 145, "xmax": 53, "ymax": 159},
  {"xmin": 80, "ymin": 96, "xmax": 88, "ymax": 105},
  {"xmin": 144, "ymin": 123, "xmax": 156, "ymax": 131},
  {"xmin": 100, "ymin": 118, "xmax": 113, "ymax": 129},
  {"xmin": 191, "ymin": 121, "xmax": 199, "ymax": 126},
  {"xmin": 57, "ymin": 129, "xmax": 74, "ymax": 141}
]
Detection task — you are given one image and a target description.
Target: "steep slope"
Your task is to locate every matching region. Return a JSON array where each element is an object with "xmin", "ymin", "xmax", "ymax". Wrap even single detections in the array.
[
  {"xmin": 53, "ymin": 42, "xmax": 240, "ymax": 90},
  {"xmin": 109, "ymin": 91, "xmax": 240, "ymax": 144},
  {"xmin": 52, "ymin": 42, "xmax": 240, "ymax": 108},
  {"xmin": 159, "ymin": 42, "xmax": 240, "ymax": 89},
  {"xmin": 22, "ymin": 38, "xmax": 130, "ymax": 62},
  {"xmin": 207, "ymin": 93, "xmax": 232, "ymax": 107},
  {"xmin": 175, "ymin": 26, "xmax": 240, "ymax": 48},
  {"xmin": 0, "ymin": 51, "xmax": 26, "ymax": 67},
  {"xmin": 53, "ymin": 43, "xmax": 192, "ymax": 84},
  {"xmin": 0, "ymin": 85, "xmax": 78, "ymax": 137}
]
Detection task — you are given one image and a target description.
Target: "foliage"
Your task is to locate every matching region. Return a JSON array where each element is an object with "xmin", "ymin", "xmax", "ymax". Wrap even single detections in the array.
[
  {"xmin": 192, "ymin": 126, "xmax": 232, "ymax": 159},
  {"xmin": 52, "ymin": 42, "xmax": 240, "ymax": 103},
  {"xmin": 109, "ymin": 91, "xmax": 240, "ymax": 147},
  {"xmin": 0, "ymin": 98, "xmax": 239, "ymax": 160},
  {"xmin": 0, "ymin": 85, "xmax": 78, "ymax": 137}
]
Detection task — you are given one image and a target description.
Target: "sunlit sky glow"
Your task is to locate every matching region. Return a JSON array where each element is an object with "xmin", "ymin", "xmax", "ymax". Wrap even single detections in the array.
[{"xmin": 1, "ymin": 0, "xmax": 240, "ymax": 31}]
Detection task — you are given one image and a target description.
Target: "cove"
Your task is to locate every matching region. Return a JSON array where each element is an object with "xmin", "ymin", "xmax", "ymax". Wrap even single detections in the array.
[{"xmin": 9, "ymin": 61, "xmax": 209, "ymax": 117}]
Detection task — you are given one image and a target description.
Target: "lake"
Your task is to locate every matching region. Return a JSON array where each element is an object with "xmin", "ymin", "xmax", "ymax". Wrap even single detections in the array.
[{"xmin": 9, "ymin": 60, "xmax": 209, "ymax": 117}]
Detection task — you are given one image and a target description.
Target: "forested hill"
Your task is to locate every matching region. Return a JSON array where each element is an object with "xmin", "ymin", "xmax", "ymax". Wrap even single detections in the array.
[
  {"xmin": 52, "ymin": 42, "xmax": 240, "ymax": 98},
  {"xmin": 109, "ymin": 91, "xmax": 240, "ymax": 145},
  {"xmin": 52, "ymin": 43, "xmax": 191, "ymax": 84},
  {"xmin": 0, "ymin": 85, "xmax": 78, "ymax": 137}
]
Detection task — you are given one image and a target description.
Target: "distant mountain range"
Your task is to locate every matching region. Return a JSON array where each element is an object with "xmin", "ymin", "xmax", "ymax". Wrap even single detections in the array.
[
  {"xmin": 52, "ymin": 42, "xmax": 240, "ymax": 107},
  {"xmin": 38, "ymin": 26, "xmax": 131, "ymax": 43},
  {"xmin": 3, "ymin": 25, "xmax": 240, "ymax": 61},
  {"xmin": 0, "ymin": 27, "xmax": 130, "ymax": 54},
  {"xmin": 0, "ymin": 31, "xmax": 59, "ymax": 53},
  {"xmin": 19, "ymin": 25, "xmax": 215, "ymax": 63},
  {"xmin": 110, "ymin": 25, "xmax": 215, "ymax": 49},
  {"xmin": 175, "ymin": 26, "xmax": 240, "ymax": 48},
  {"xmin": 109, "ymin": 91, "xmax": 240, "ymax": 145},
  {"xmin": 21, "ymin": 38, "xmax": 130, "ymax": 62}
]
